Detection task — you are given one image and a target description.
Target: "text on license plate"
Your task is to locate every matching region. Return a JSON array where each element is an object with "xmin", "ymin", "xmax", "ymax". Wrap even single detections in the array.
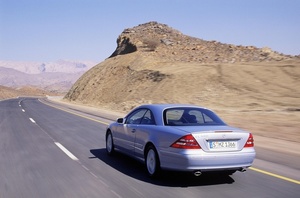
[{"xmin": 209, "ymin": 141, "xmax": 237, "ymax": 149}]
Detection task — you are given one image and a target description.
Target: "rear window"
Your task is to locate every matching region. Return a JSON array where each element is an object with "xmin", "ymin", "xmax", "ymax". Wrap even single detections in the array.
[{"xmin": 163, "ymin": 107, "xmax": 226, "ymax": 126}]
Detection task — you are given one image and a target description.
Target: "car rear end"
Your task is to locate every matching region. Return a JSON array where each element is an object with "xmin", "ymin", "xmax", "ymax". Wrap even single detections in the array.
[{"xmin": 159, "ymin": 126, "xmax": 256, "ymax": 174}]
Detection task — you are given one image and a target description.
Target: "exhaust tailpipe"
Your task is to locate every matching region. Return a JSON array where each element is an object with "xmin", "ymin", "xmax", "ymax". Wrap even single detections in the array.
[
  {"xmin": 194, "ymin": 171, "xmax": 202, "ymax": 177},
  {"xmin": 239, "ymin": 168, "xmax": 246, "ymax": 172}
]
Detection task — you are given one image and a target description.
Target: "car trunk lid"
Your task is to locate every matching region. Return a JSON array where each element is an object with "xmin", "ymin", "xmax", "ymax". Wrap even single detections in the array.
[{"xmin": 192, "ymin": 130, "xmax": 249, "ymax": 152}]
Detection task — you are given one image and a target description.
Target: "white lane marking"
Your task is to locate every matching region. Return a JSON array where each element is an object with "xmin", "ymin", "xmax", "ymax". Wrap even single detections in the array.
[
  {"xmin": 29, "ymin": 118, "xmax": 36, "ymax": 123},
  {"xmin": 54, "ymin": 142, "xmax": 79, "ymax": 161},
  {"xmin": 22, "ymin": 109, "xmax": 25, "ymax": 112}
]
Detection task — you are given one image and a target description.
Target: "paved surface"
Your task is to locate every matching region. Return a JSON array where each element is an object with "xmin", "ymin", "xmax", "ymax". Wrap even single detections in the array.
[{"xmin": 0, "ymin": 97, "xmax": 299, "ymax": 198}]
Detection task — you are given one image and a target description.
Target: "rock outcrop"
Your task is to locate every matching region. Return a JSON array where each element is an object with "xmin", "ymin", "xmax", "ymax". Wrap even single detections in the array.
[{"xmin": 109, "ymin": 21, "xmax": 292, "ymax": 63}]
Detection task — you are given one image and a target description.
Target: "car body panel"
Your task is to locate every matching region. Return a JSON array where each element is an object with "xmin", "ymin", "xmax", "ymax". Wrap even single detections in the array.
[{"xmin": 159, "ymin": 147, "xmax": 255, "ymax": 171}]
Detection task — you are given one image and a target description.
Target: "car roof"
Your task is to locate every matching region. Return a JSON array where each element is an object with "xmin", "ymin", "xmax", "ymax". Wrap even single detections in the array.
[
  {"xmin": 129, "ymin": 104, "xmax": 212, "ymax": 126},
  {"xmin": 137, "ymin": 104, "xmax": 209, "ymax": 110}
]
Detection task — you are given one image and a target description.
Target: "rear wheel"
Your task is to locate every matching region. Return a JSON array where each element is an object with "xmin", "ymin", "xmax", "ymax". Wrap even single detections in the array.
[
  {"xmin": 145, "ymin": 145, "xmax": 160, "ymax": 177},
  {"xmin": 106, "ymin": 131, "xmax": 114, "ymax": 155}
]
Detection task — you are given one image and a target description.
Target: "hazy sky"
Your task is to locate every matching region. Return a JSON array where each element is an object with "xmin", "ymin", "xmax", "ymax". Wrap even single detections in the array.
[{"xmin": 0, "ymin": 0, "xmax": 299, "ymax": 62}]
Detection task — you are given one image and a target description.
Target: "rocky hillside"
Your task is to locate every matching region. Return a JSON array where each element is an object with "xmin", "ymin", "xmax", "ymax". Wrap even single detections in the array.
[{"xmin": 65, "ymin": 21, "xmax": 299, "ymax": 112}]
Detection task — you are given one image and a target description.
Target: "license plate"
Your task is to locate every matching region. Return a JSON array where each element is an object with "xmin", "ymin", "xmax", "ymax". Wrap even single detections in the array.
[{"xmin": 209, "ymin": 141, "xmax": 237, "ymax": 149}]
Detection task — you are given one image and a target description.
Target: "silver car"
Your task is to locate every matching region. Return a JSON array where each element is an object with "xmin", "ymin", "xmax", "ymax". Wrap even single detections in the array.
[{"xmin": 105, "ymin": 104, "xmax": 256, "ymax": 177}]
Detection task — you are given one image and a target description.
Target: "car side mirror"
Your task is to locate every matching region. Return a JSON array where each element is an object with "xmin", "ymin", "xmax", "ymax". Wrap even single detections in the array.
[{"xmin": 117, "ymin": 118, "xmax": 124, "ymax": 123}]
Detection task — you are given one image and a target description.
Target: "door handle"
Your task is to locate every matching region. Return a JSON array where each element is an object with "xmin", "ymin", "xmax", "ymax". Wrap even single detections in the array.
[{"xmin": 131, "ymin": 129, "xmax": 136, "ymax": 133}]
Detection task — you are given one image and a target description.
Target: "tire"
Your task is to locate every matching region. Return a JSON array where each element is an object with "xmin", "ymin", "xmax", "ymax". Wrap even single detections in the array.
[
  {"xmin": 145, "ymin": 145, "xmax": 160, "ymax": 177},
  {"xmin": 106, "ymin": 131, "xmax": 114, "ymax": 155}
]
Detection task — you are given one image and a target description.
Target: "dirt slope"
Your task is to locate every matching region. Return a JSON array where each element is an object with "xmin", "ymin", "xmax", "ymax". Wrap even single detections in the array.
[
  {"xmin": 0, "ymin": 85, "xmax": 59, "ymax": 100},
  {"xmin": 64, "ymin": 22, "xmax": 300, "ymax": 143}
]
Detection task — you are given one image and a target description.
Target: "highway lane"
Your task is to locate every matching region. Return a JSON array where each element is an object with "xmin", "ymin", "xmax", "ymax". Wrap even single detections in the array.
[
  {"xmin": 1, "ymin": 97, "xmax": 299, "ymax": 198},
  {"xmin": 0, "ymin": 98, "xmax": 119, "ymax": 198}
]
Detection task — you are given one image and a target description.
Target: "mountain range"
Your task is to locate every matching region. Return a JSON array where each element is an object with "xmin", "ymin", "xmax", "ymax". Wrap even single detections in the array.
[{"xmin": 0, "ymin": 60, "xmax": 96, "ymax": 93}]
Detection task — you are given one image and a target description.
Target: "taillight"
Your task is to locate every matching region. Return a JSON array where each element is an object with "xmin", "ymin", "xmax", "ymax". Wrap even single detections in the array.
[
  {"xmin": 170, "ymin": 134, "xmax": 201, "ymax": 149},
  {"xmin": 244, "ymin": 133, "xmax": 254, "ymax": 147}
]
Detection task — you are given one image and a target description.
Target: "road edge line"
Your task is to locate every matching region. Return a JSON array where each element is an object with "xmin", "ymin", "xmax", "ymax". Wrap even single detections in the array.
[{"xmin": 249, "ymin": 167, "xmax": 300, "ymax": 185}]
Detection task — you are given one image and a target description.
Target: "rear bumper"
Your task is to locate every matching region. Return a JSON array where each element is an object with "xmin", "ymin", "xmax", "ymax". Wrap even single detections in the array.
[{"xmin": 159, "ymin": 148, "xmax": 256, "ymax": 172}]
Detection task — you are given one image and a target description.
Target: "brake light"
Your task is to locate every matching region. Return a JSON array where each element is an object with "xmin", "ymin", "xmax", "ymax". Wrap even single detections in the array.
[
  {"xmin": 171, "ymin": 134, "xmax": 201, "ymax": 149},
  {"xmin": 244, "ymin": 133, "xmax": 254, "ymax": 147}
]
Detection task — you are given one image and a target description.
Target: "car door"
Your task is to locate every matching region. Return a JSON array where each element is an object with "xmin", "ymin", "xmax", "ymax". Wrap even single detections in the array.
[
  {"xmin": 133, "ymin": 109, "xmax": 156, "ymax": 159},
  {"xmin": 123, "ymin": 109, "xmax": 148, "ymax": 155}
]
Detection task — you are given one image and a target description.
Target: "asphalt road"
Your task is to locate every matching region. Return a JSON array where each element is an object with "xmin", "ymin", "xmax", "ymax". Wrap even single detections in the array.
[{"xmin": 0, "ymin": 97, "xmax": 299, "ymax": 198}]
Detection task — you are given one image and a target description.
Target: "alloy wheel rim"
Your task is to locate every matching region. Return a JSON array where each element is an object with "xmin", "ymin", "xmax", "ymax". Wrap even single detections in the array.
[{"xmin": 147, "ymin": 149, "xmax": 156, "ymax": 174}]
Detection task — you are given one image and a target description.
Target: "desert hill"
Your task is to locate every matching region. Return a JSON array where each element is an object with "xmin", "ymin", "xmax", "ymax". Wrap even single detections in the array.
[
  {"xmin": 65, "ymin": 21, "xmax": 299, "ymax": 111},
  {"xmin": 64, "ymin": 21, "xmax": 300, "ymax": 143},
  {"xmin": 0, "ymin": 85, "xmax": 26, "ymax": 100},
  {"xmin": 0, "ymin": 85, "xmax": 59, "ymax": 100}
]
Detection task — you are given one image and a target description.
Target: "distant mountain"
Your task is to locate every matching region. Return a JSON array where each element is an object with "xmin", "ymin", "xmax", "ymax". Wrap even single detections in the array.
[
  {"xmin": 0, "ymin": 60, "xmax": 97, "ymax": 92},
  {"xmin": 0, "ymin": 60, "xmax": 96, "ymax": 74}
]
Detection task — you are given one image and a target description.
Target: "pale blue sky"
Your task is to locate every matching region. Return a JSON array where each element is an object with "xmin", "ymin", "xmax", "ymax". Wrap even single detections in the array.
[{"xmin": 0, "ymin": 0, "xmax": 299, "ymax": 62}]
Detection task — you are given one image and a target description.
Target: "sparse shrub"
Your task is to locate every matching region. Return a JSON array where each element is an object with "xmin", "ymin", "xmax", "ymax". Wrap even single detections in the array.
[{"xmin": 144, "ymin": 39, "xmax": 160, "ymax": 51}]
